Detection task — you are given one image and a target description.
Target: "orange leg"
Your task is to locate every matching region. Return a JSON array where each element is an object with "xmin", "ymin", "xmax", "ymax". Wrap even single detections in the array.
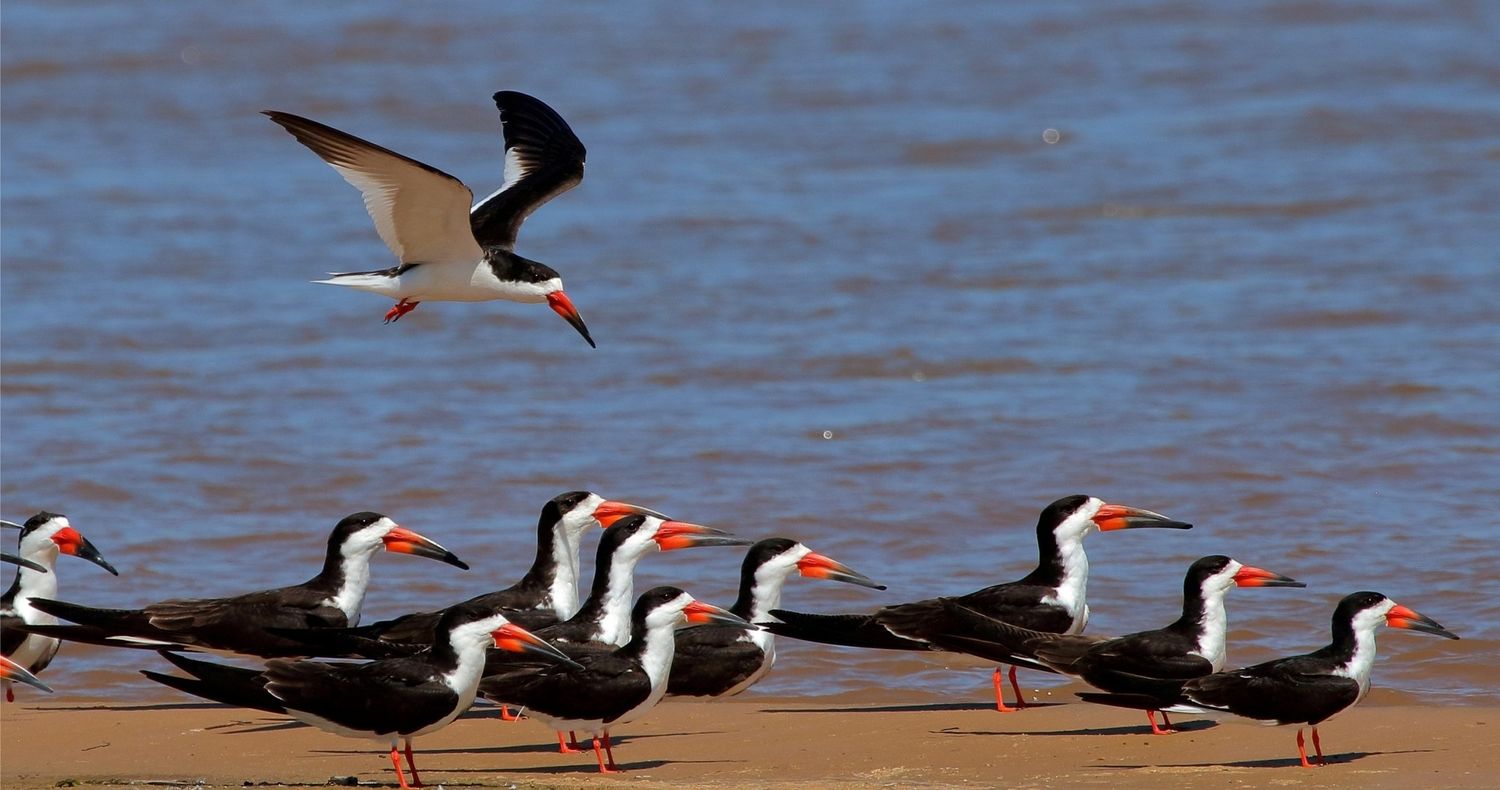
[
  {"xmin": 1146, "ymin": 710, "xmax": 1176, "ymax": 735},
  {"xmin": 992, "ymin": 665, "xmax": 1027, "ymax": 712},
  {"xmin": 603, "ymin": 732, "xmax": 621, "ymax": 772},
  {"xmin": 388, "ymin": 742, "xmax": 412, "ymax": 789},
  {"xmin": 499, "ymin": 705, "xmax": 525, "ymax": 721},
  {"xmin": 1296, "ymin": 727, "xmax": 1318, "ymax": 768},
  {"xmin": 403, "ymin": 738, "xmax": 423, "ymax": 787},
  {"xmin": 557, "ymin": 730, "xmax": 584, "ymax": 754},
  {"xmin": 384, "ymin": 299, "xmax": 420, "ymax": 324},
  {"xmin": 4, "ymin": 682, "xmax": 13, "ymax": 704},
  {"xmin": 593, "ymin": 733, "xmax": 622, "ymax": 774},
  {"xmin": 1311, "ymin": 726, "xmax": 1326, "ymax": 766}
]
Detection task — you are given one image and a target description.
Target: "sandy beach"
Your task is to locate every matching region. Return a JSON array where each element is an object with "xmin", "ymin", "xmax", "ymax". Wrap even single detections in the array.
[{"xmin": 3, "ymin": 687, "xmax": 1495, "ymax": 789}]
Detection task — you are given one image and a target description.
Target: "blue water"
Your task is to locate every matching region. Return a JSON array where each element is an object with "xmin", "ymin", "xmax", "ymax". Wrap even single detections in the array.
[{"xmin": 2, "ymin": 1, "xmax": 1497, "ymax": 704}]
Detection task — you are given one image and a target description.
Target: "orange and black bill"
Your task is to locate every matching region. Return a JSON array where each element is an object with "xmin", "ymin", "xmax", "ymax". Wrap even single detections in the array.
[
  {"xmin": 593, "ymin": 500, "xmax": 670, "ymax": 528},
  {"xmin": 1092, "ymin": 504, "xmax": 1193, "ymax": 532},
  {"xmin": 797, "ymin": 551, "xmax": 886, "ymax": 590},
  {"xmin": 383, "ymin": 526, "xmax": 470, "ymax": 570},
  {"xmin": 683, "ymin": 599, "xmax": 749, "ymax": 627},
  {"xmin": 653, "ymin": 521, "xmax": 753, "ymax": 551},
  {"xmin": 1386, "ymin": 603, "xmax": 1460, "ymax": 640},
  {"xmin": 52, "ymin": 527, "xmax": 119, "ymax": 576},
  {"xmin": 491, "ymin": 623, "xmax": 584, "ymax": 668},
  {"xmin": 1233, "ymin": 565, "xmax": 1305, "ymax": 588},
  {"xmin": 547, "ymin": 291, "xmax": 595, "ymax": 348}
]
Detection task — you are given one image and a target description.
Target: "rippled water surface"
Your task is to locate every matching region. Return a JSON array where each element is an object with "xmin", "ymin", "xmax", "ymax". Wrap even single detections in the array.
[{"xmin": 3, "ymin": 1, "xmax": 1497, "ymax": 704}]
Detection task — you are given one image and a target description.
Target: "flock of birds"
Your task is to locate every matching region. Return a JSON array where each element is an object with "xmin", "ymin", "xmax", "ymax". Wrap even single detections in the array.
[{"xmin": 2, "ymin": 90, "xmax": 1462, "ymax": 784}]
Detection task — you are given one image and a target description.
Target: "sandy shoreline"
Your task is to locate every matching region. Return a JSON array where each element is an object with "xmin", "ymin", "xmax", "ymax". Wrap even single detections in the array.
[{"xmin": 2, "ymin": 687, "xmax": 1495, "ymax": 789}]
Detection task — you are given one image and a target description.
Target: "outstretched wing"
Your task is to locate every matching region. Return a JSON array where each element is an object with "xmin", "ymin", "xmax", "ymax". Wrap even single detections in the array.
[
  {"xmin": 264, "ymin": 111, "xmax": 483, "ymax": 265},
  {"xmin": 470, "ymin": 91, "xmax": 587, "ymax": 249}
]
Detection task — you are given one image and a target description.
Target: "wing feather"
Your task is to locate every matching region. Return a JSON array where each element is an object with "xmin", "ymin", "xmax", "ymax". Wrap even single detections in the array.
[
  {"xmin": 264, "ymin": 111, "xmax": 482, "ymax": 265},
  {"xmin": 470, "ymin": 91, "xmax": 586, "ymax": 249}
]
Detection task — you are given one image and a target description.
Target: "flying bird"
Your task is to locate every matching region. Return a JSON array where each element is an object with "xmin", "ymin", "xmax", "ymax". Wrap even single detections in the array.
[{"xmin": 264, "ymin": 91, "xmax": 595, "ymax": 345}]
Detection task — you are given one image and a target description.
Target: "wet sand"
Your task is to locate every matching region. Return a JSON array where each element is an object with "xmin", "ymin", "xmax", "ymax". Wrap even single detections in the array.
[{"xmin": 3, "ymin": 688, "xmax": 1495, "ymax": 789}]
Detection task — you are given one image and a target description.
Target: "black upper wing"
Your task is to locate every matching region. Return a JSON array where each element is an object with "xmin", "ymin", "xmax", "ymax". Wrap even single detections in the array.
[
  {"xmin": 470, "ymin": 91, "xmax": 586, "ymax": 249},
  {"xmin": 1181, "ymin": 654, "xmax": 1362, "ymax": 725},
  {"xmin": 666, "ymin": 625, "xmax": 762, "ymax": 697}
]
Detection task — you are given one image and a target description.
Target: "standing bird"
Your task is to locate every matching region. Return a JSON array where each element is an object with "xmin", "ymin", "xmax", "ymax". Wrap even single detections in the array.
[
  {"xmin": 264, "ymin": 91, "xmax": 595, "ymax": 345},
  {"xmin": 1083, "ymin": 591, "xmax": 1459, "ymax": 767},
  {"xmin": 2, "ymin": 547, "xmax": 54, "ymax": 692},
  {"xmin": 941, "ymin": 555, "xmax": 1305, "ymax": 733},
  {"xmin": 23, "ymin": 512, "xmax": 466, "ymax": 658},
  {"xmin": 479, "ymin": 586, "xmax": 747, "ymax": 773},
  {"xmin": 766, "ymin": 495, "xmax": 1192, "ymax": 711},
  {"xmin": 1, "ymin": 512, "xmax": 118, "ymax": 701},
  {"xmin": 144, "ymin": 602, "xmax": 577, "ymax": 789},
  {"xmin": 480, "ymin": 513, "xmax": 748, "ymax": 744},
  {"xmin": 275, "ymin": 492, "xmax": 666, "ymax": 658},
  {"xmin": 667, "ymin": 537, "xmax": 885, "ymax": 698}
]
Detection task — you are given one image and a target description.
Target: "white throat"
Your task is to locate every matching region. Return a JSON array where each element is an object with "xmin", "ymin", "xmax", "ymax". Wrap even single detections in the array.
[
  {"xmin": 596, "ymin": 550, "xmax": 649, "ymax": 646},
  {"xmin": 1332, "ymin": 621, "xmax": 1382, "ymax": 701},
  {"xmin": 11, "ymin": 549, "xmax": 61, "ymax": 625},
  {"xmin": 1193, "ymin": 585, "xmax": 1231, "ymax": 670},
  {"xmin": 614, "ymin": 620, "xmax": 680, "ymax": 725},
  {"xmin": 323, "ymin": 552, "xmax": 374, "ymax": 625},
  {"xmin": 1047, "ymin": 531, "xmax": 1091, "ymax": 634},
  {"xmin": 549, "ymin": 526, "xmax": 583, "ymax": 621}
]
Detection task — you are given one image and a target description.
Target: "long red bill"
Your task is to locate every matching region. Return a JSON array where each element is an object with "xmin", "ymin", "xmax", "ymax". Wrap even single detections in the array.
[
  {"xmin": 653, "ymin": 521, "xmax": 751, "ymax": 550},
  {"xmin": 547, "ymin": 291, "xmax": 595, "ymax": 348},
  {"xmin": 382, "ymin": 526, "xmax": 469, "ymax": 570},
  {"xmin": 1386, "ymin": 603, "xmax": 1460, "ymax": 640},
  {"xmin": 593, "ymin": 500, "xmax": 670, "ymax": 528},
  {"xmin": 796, "ymin": 551, "xmax": 886, "ymax": 590},
  {"xmin": 51, "ymin": 527, "xmax": 119, "ymax": 576},
  {"xmin": 683, "ymin": 599, "xmax": 748, "ymax": 627},
  {"xmin": 1233, "ymin": 565, "xmax": 1305, "ymax": 588},
  {"xmin": 1092, "ymin": 504, "xmax": 1193, "ymax": 532},
  {"xmin": 491, "ymin": 623, "xmax": 583, "ymax": 667}
]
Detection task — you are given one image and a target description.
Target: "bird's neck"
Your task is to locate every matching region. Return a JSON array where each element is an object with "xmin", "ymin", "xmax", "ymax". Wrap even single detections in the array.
[
  {"xmin": 733, "ymin": 563, "xmax": 793, "ymax": 623},
  {"xmin": 573, "ymin": 551, "xmax": 641, "ymax": 646},
  {"xmin": 7, "ymin": 554, "xmax": 60, "ymax": 620},
  {"xmin": 624, "ymin": 621, "xmax": 679, "ymax": 692},
  {"xmin": 546, "ymin": 526, "xmax": 583, "ymax": 621},
  {"xmin": 1183, "ymin": 585, "xmax": 1230, "ymax": 670},
  {"xmin": 317, "ymin": 549, "xmax": 373, "ymax": 625},
  {"xmin": 1040, "ymin": 533, "xmax": 1090, "ymax": 631}
]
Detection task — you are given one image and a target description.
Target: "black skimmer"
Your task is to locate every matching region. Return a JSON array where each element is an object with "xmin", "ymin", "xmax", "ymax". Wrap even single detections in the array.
[
  {"xmin": 266, "ymin": 493, "xmax": 666, "ymax": 661},
  {"xmin": 479, "ymin": 586, "xmax": 747, "ymax": 773},
  {"xmin": 143, "ymin": 601, "xmax": 577, "ymax": 788},
  {"xmin": 765, "ymin": 495, "xmax": 1192, "ymax": 711},
  {"xmin": 940, "ymin": 555, "xmax": 1304, "ymax": 733},
  {"xmin": 2, "ymin": 512, "xmax": 118, "ymax": 701},
  {"xmin": 23, "ymin": 512, "xmax": 466, "ymax": 658},
  {"xmin": 667, "ymin": 537, "xmax": 885, "ymax": 698},
  {"xmin": 479, "ymin": 513, "xmax": 748, "ymax": 740},
  {"xmin": 1081, "ymin": 591, "xmax": 1460, "ymax": 766},
  {"xmin": 264, "ymin": 91, "xmax": 595, "ymax": 345}
]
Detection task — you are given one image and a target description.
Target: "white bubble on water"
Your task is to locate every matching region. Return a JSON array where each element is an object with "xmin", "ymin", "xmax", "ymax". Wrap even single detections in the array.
[{"xmin": 1042, "ymin": 128, "xmax": 1061, "ymax": 144}]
